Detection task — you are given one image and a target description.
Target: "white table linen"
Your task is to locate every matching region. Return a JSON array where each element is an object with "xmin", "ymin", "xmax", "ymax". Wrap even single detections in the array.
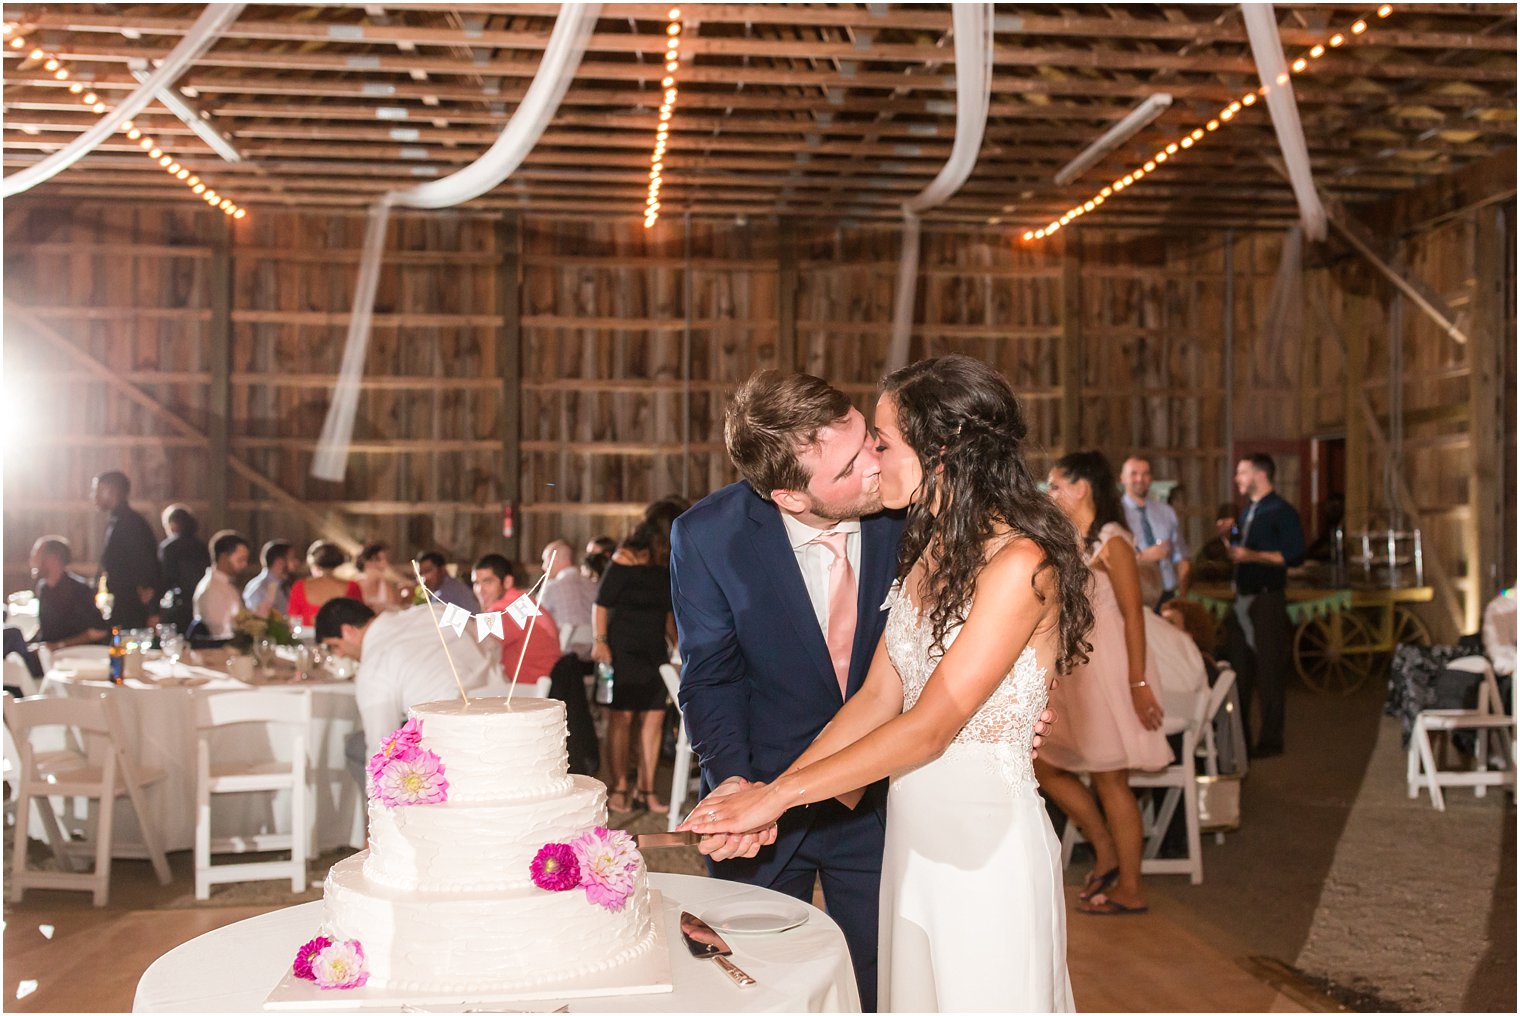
[
  {"xmin": 133, "ymin": 872, "xmax": 861, "ymax": 1013},
  {"xmin": 39, "ymin": 660, "xmax": 364, "ymax": 856}
]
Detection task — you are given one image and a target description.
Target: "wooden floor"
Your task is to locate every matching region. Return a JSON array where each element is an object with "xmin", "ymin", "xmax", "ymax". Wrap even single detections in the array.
[{"xmin": 3, "ymin": 859, "xmax": 1313, "ymax": 1013}]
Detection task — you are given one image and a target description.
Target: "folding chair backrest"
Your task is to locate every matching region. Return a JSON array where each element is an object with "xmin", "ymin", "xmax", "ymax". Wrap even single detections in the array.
[
  {"xmin": 195, "ymin": 689, "xmax": 312, "ymax": 731},
  {"xmin": 659, "ymin": 664, "xmax": 681, "ymax": 715},
  {"xmin": 4, "ymin": 693, "xmax": 118, "ymax": 778},
  {"xmin": 559, "ymin": 623, "xmax": 593, "ymax": 654},
  {"xmin": 1207, "ymin": 665, "xmax": 1238, "ymax": 725},
  {"xmin": 4, "ymin": 653, "xmax": 39, "ymax": 698}
]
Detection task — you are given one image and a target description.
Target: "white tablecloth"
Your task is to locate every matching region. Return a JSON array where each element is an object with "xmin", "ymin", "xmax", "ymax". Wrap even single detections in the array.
[
  {"xmin": 133, "ymin": 871, "xmax": 861, "ymax": 1013},
  {"xmin": 39, "ymin": 661, "xmax": 364, "ymax": 856}
]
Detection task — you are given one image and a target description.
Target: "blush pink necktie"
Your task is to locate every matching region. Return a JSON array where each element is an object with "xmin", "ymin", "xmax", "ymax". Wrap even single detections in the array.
[{"xmin": 812, "ymin": 530, "xmax": 857, "ymax": 699}]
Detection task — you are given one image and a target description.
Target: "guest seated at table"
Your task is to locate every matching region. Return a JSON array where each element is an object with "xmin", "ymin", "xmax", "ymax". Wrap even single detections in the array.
[
  {"xmin": 243, "ymin": 539, "xmax": 298, "ymax": 619},
  {"xmin": 29, "ymin": 535, "xmax": 108, "ymax": 652},
  {"xmin": 192, "ymin": 530, "xmax": 251, "ymax": 641},
  {"xmin": 288, "ymin": 541, "xmax": 363, "ymax": 628},
  {"xmin": 315, "ymin": 597, "xmax": 492, "ymax": 792},
  {"xmin": 471, "ymin": 553, "xmax": 562, "ymax": 686},
  {"xmin": 356, "ymin": 542, "xmax": 405, "ymax": 612},
  {"xmin": 1160, "ymin": 598, "xmax": 1221, "ymax": 671},
  {"xmin": 416, "ymin": 551, "xmax": 479, "ymax": 613},
  {"xmin": 158, "ymin": 504, "xmax": 211, "ymax": 633}
]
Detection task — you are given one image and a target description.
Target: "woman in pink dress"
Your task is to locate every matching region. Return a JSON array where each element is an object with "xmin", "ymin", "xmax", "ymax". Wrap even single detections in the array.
[{"xmin": 1036, "ymin": 450, "xmax": 1171, "ymax": 915}]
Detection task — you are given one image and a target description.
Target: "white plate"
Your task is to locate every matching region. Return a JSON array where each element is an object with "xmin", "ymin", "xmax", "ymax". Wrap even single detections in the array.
[{"xmin": 701, "ymin": 899, "xmax": 810, "ymax": 935}]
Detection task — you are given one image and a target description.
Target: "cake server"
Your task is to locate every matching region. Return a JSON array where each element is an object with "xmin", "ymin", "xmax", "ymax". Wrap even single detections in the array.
[{"xmin": 679, "ymin": 911, "xmax": 757, "ymax": 987}]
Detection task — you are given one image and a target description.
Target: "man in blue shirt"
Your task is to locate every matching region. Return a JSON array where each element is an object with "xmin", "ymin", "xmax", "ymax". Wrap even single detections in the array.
[
  {"xmin": 1224, "ymin": 453, "xmax": 1306, "ymax": 758},
  {"xmin": 1120, "ymin": 456, "xmax": 1190, "ymax": 609}
]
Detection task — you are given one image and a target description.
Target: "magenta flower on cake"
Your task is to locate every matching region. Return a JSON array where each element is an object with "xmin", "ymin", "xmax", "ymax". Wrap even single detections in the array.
[
  {"xmin": 367, "ymin": 717, "xmax": 424, "ymax": 782},
  {"xmin": 530, "ymin": 843, "xmax": 581, "ymax": 892},
  {"xmin": 310, "ymin": 939, "xmax": 369, "ymax": 990},
  {"xmin": 372, "ymin": 749, "xmax": 449, "ymax": 807},
  {"xmin": 292, "ymin": 935, "xmax": 331, "ymax": 981},
  {"xmin": 570, "ymin": 826, "xmax": 640, "ymax": 911}
]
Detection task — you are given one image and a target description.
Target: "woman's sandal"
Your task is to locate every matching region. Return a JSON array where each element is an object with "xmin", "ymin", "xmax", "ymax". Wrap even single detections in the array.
[
  {"xmin": 608, "ymin": 789, "xmax": 634, "ymax": 814},
  {"xmin": 1078, "ymin": 867, "xmax": 1119, "ymax": 903},
  {"xmin": 634, "ymin": 789, "xmax": 670, "ymax": 815},
  {"xmin": 1078, "ymin": 892, "xmax": 1149, "ymax": 916}
]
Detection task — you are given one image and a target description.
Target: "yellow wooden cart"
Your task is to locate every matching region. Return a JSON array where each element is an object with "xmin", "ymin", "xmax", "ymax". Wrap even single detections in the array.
[{"xmin": 1185, "ymin": 581, "xmax": 1434, "ymax": 696}]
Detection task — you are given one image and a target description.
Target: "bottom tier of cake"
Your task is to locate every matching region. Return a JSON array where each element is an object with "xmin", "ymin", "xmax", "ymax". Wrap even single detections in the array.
[{"xmin": 320, "ymin": 852, "xmax": 658, "ymax": 994}]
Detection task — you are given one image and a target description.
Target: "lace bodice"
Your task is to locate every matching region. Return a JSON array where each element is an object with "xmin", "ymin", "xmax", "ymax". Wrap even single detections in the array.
[{"xmin": 883, "ymin": 584, "xmax": 1050, "ymax": 790}]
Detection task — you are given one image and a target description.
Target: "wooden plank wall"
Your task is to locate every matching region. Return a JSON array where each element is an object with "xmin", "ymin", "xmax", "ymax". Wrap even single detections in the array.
[{"xmin": 4, "ymin": 198, "xmax": 1513, "ymax": 639}]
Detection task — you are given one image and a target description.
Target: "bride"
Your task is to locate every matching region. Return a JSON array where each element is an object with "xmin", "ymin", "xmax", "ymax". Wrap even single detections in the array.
[{"xmin": 683, "ymin": 355, "xmax": 1094, "ymax": 1012}]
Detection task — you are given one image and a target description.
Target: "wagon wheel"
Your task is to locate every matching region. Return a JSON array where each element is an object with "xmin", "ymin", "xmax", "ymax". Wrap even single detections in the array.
[
  {"xmin": 1372, "ymin": 605, "xmax": 1433, "ymax": 679},
  {"xmin": 1294, "ymin": 609, "xmax": 1378, "ymax": 696}
]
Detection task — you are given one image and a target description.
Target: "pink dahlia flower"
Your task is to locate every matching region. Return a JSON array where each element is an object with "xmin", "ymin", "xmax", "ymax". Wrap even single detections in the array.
[
  {"xmin": 570, "ymin": 826, "xmax": 640, "ymax": 911},
  {"xmin": 530, "ymin": 842, "xmax": 581, "ymax": 892},
  {"xmin": 292, "ymin": 935, "xmax": 331, "ymax": 981},
  {"xmin": 311, "ymin": 939, "xmax": 369, "ymax": 990},
  {"xmin": 372, "ymin": 749, "xmax": 449, "ymax": 807},
  {"xmin": 367, "ymin": 717, "xmax": 425, "ymax": 782}
]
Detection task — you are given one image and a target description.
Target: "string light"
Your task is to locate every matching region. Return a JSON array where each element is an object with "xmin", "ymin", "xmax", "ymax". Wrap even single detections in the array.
[
  {"xmin": 645, "ymin": 8, "xmax": 683, "ymax": 228},
  {"xmin": 13, "ymin": 36, "xmax": 248, "ymax": 217},
  {"xmin": 1021, "ymin": 4, "xmax": 1393, "ymax": 242}
]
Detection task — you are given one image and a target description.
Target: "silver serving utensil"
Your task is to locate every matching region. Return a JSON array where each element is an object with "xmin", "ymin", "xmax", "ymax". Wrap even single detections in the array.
[
  {"xmin": 679, "ymin": 911, "xmax": 756, "ymax": 987},
  {"xmin": 636, "ymin": 830, "xmax": 700, "ymax": 849}
]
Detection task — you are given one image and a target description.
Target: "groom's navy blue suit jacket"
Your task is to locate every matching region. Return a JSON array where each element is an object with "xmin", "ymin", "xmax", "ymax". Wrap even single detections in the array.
[{"xmin": 669, "ymin": 480, "xmax": 906, "ymax": 886}]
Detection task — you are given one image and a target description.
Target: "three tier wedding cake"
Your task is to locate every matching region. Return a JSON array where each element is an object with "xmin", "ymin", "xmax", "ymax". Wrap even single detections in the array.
[{"xmin": 288, "ymin": 696, "xmax": 658, "ymax": 996}]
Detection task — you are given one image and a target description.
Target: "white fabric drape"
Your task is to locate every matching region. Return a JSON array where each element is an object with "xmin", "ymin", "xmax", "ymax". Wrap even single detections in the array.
[
  {"xmin": 310, "ymin": 4, "xmax": 601, "ymax": 480},
  {"xmin": 886, "ymin": 2, "xmax": 995, "ymax": 371},
  {"xmin": 0, "ymin": 3, "xmax": 246, "ymax": 199},
  {"xmin": 1241, "ymin": 3, "xmax": 1326, "ymax": 242}
]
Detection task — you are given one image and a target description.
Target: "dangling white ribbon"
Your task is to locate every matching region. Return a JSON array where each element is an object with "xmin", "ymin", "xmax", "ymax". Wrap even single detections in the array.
[{"xmin": 310, "ymin": 4, "xmax": 602, "ymax": 479}]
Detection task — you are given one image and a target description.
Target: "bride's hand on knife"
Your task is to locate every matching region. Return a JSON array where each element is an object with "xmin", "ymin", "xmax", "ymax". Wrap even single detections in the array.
[{"xmin": 678, "ymin": 782, "xmax": 786, "ymax": 849}]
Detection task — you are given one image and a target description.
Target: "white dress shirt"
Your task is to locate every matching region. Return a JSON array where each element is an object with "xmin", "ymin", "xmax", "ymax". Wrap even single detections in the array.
[
  {"xmin": 780, "ymin": 511, "xmax": 862, "ymax": 638},
  {"xmin": 539, "ymin": 568, "xmax": 599, "ymax": 659},
  {"xmin": 356, "ymin": 606, "xmax": 493, "ymax": 756},
  {"xmin": 192, "ymin": 567, "xmax": 245, "ymax": 640}
]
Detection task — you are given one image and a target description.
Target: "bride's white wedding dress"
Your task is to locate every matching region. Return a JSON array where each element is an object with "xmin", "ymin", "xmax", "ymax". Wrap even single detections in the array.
[{"xmin": 879, "ymin": 589, "xmax": 1073, "ymax": 1013}]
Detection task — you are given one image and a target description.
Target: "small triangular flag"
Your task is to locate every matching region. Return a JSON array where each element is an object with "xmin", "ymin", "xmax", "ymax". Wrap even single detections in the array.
[
  {"xmin": 475, "ymin": 610, "xmax": 505, "ymax": 642},
  {"xmin": 440, "ymin": 603, "xmax": 471, "ymax": 638},
  {"xmin": 504, "ymin": 595, "xmax": 542, "ymax": 630}
]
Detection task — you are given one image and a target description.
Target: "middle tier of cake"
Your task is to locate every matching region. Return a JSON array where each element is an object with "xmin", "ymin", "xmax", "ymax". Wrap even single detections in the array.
[{"xmin": 366, "ymin": 775, "xmax": 609, "ymax": 892}]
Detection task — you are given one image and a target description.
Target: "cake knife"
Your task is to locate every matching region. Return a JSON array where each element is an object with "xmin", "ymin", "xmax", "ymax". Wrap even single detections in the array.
[
  {"xmin": 636, "ymin": 830, "xmax": 701, "ymax": 849},
  {"xmin": 679, "ymin": 911, "xmax": 756, "ymax": 987}
]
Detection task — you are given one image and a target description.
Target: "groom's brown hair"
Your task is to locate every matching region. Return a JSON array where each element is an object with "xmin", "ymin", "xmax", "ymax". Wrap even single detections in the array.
[{"xmin": 725, "ymin": 370, "xmax": 851, "ymax": 501}]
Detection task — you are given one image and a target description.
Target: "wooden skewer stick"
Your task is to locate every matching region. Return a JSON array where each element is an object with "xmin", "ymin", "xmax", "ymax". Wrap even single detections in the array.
[
  {"xmin": 411, "ymin": 558, "xmax": 470, "ymax": 706},
  {"xmin": 507, "ymin": 548, "xmax": 557, "ymax": 703}
]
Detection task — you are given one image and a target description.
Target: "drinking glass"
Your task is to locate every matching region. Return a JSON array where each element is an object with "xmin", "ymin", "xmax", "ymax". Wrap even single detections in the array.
[
  {"xmin": 155, "ymin": 623, "xmax": 178, "ymax": 651},
  {"xmin": 161, "ymin": 634, "xmax": 186, "ymax": 675},
  {"xmin": 253, "ymin": 639, "xmax": 277, "ymax": 675}
]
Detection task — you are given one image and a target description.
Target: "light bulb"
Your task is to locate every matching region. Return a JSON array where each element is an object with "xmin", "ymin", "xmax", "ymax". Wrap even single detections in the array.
[
  {"xmin": 139, "ymin": 137, "xmax": 153, "ymax": 149},
  {"xmin": 1092, "ymin": 194, "xmax": 1103, "ymax": 205},
  {"xmin": 1378, "ymin": 5, "xmax": 1392, "ymax": 17},
  {"xmin": 149, "ymin": 147, "xmax": 163, "ymax": 158},
  {"xmin": 665, "ymin": 88, "xmax": 677, "ymax": 102},
  {"xmin": 53, "ymin": 68, "xmax": 67, "ymax": 79},
  {"xmin": 1206, "ymin": 119, "xmax": 1219, "ymax": 131},
  {"xmin": 1099, "ymin": 186, "xmax": 1112, "ymax": 197},
  {"xmin": 193, "ymin": 183, "xmax": 206, "ymax": 193},
  {"xmin": 1242, "ymin": 93, "xmax": 1257, "ymax": 106},
  {"xmin": 1330, "ymin": 33, "xmax": 1345, "ymax": 47},
  {"xmin": 188, "ymin": 176, "xmax": 200, "ymax": 186},
  {"xmin": 205, "ymin": 190, "xmax": 218, "ymax": 201},
  {"xmin": 1180, "ymin": 136, "xmax": 1194, "ymax": 149},
  {"xmin": 168, "ymin": 162, "xmax": 181, "ymax": 173},
  {"xmin": 176, "ymin": 168, "xmax": 189, "ymax": 179},
  {"xmin": 1083, "ymin": 201, "xmax": 1095, "ymax": 211},
  {"xmin": 83, "ymin": 91, "xmax": 97, "ymax": 103},
  {"xmin": 662, "ymin": 76, "xmax": 674, "ymax": 87},
  {"xmin": 1022, "ymin": 231, "xmax": 1034, "ymax": 241},
  {"xmin": 667, "ymin": 23, "xmax": 680, "ymax": 35},
  {"xmin": 28, "ymin": 48, "xmax": 42, "ymax": 60},
  {"xmin": 669, "ymin": 7, "xmax": 681, "ymax": 18},
  {"xmin": 158, "ymin": 155, "xmax": 172, "ymax": 167},
  {"xmin": 1310, "ymin": 44, "xmax": 1325, "ymax": 58},
  {"xmin": 1190, "ymin": 128, "xmax": 1204, "ymax": 140},
  {"xmin": 1132, "ymin": 168, "xmax": 1144, "ymax": 180},
  {"xmin": 92, "ymin": 102, "xmax": 104, "ymax": 113},
  {"xmin": 1291, "ymin": 57, "xmax": 1306, "ymax": 72},
  {"xmin": 127, "ymin": 128, "xmax": 141, "ymax": 140},
  {"xmin": 121, "ymin": 120, "xmax": 133, "ymax": 130},
  {"xmin": 1155, "ymin": 151, "xmax": 1167, "ymax": 163},
  {"xmin": 666, "ymin": 60, "xmax": 678, "ymax": 72},
  {"xmin": 1047, "ymin": 221, "xmax": 1061, "ymax": 234},
  {"xmin": 69, "ymin": 82, "xmax": 83, "ymax": 94},
  {"xmin": 659, "ymin": 110, "xmax": 671, "ymax": 121},
  {"xmin": 1143, "ymin": 160, "xmax": 1155, "ymax": 172},
  {"xmin": 10, "ymin": 37, "xmax": 25, "ymax": 49},
  {"xmin": 1352, "ymin": 20, "xmax": 1367, "ymax": 34},
  {"xmin": 44, "ymin": 58, "xmax": 58, "ymax": 70},
  {"xmin": 234, "ymin": 209, "xmax": 246, "ymax": 219}
]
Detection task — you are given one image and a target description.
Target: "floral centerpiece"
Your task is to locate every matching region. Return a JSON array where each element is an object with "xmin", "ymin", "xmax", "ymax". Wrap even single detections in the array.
[{"xmin": 229, "ymin": 608, "xmax": 296, "ymax": 651}]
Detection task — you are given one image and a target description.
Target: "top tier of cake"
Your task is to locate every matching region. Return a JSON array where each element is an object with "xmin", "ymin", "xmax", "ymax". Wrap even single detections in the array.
[{"xmin": 410, "ymin": 696, "xmax": 571, "ymax": 802}]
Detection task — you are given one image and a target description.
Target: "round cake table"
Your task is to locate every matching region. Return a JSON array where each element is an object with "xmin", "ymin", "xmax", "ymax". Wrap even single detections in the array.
[{"xmin": 133, "ymin": 872, "xmax": 861, "ymax": 1013}]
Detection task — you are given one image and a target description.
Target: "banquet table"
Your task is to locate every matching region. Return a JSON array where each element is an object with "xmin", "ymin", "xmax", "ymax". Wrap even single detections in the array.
[
  {"xmin": 39, "ymin": 655, "xmax": 364, "ymax": 857},
  {"xmin": 133, "ymin": 871, "xmax": 861, "ymax": 1013}
]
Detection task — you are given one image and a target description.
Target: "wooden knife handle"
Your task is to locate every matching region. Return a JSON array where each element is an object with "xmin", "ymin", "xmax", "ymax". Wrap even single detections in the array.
[{"xmin": 714, "ymin": 954, "xmax": 756, "ymax": 987}]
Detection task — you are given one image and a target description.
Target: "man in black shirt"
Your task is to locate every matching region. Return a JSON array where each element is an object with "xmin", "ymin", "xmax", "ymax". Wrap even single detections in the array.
[
  {"xmin": 30, "ymin": 536, "xmax": 109, "ymax": 649},
  {"xmin": 93, "ymin": 470, "xmax": 161, "ymax": 629},
  {"xmin": 1224, "ymin": 453, "xmax": 1306, "ymax": 758},
  {"xmin": 158, "ymin": 503, "xmax": 211, "ymax": 632}
]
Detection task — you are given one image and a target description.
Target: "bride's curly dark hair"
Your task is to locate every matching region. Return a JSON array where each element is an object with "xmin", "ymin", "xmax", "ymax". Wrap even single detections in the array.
[{"xmin": 880, "ymin": 355, "xmax": 1093, "ymax": 674}]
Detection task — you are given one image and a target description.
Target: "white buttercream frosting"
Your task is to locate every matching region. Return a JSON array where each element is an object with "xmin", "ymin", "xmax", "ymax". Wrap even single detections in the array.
[
  {"xmin": 321, "ymin": 693, "xmax": 655, "ymax": 994},
  {"xmin": 365, "ymin": 777, "xmax": 608, "ymax": 892},
  {"xmin": 410, "ymin": 695, "xmax": 571, "ymax": 802}
]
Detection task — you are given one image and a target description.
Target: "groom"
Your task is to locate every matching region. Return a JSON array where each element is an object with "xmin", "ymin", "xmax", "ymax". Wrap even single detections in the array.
[{"xmin": 670, "ymin": 370, "xmax": 901, "ymax": 1011}]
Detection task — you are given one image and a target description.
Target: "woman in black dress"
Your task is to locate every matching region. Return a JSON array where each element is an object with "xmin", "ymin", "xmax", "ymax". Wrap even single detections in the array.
[{"xmin": 592, "ymin": 521, "xmax": 677, "ymax": 814}]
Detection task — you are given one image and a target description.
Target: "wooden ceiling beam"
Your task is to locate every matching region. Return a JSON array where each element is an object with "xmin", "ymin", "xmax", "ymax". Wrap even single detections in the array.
[{"xmin": 18, "ymin": 5, "xmax": 1516, "ymax": 53}]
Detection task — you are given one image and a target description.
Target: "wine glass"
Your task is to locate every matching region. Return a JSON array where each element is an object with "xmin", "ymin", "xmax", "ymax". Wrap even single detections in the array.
[
  {"xmin": 161, "ymin": 634, "xmax": 186, "ymax": 676},
  {"xmin": 155, "ymin": 623, "xmax": 178, "ymax": 652},
  {"xmin": 253, "ymin": 638, "xmax": 277, "ymax": 676}
]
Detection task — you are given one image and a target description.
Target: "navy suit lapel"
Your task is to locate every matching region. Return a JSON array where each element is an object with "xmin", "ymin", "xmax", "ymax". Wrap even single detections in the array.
[
  {"xmin": 744, "ymin": 495, "xmax": 839, "ymax": 697},
  {"xmin": 846, "ymin": 512, "xmax": 903, "ymax": 695}
]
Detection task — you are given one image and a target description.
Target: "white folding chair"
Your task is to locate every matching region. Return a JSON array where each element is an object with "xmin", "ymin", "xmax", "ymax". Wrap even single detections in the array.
[
  {"xmin": 5, "ymin": 652, "xmax": 40, "ymax": 698},
  {"xmin": 559, "ymin": 623, "xmax": 594, "ymax": 654},
  {"xmin": 1197, "ymin": 666, "xmax": 1242, "ymax": 844},
  {"xmin": 659, "ymin": 663, "xmax": 701, "ymax": 832},
  {"xmin": 194, "ymin": 689, "xmax": 312, "ymax": 899},
  {"xmin": 7, "ymin": 692, "xmax": 170, "ymax": 906},
  {"xmin": 1407, "ymin": 655, "xmax": 1515, "ymax": 811}
]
